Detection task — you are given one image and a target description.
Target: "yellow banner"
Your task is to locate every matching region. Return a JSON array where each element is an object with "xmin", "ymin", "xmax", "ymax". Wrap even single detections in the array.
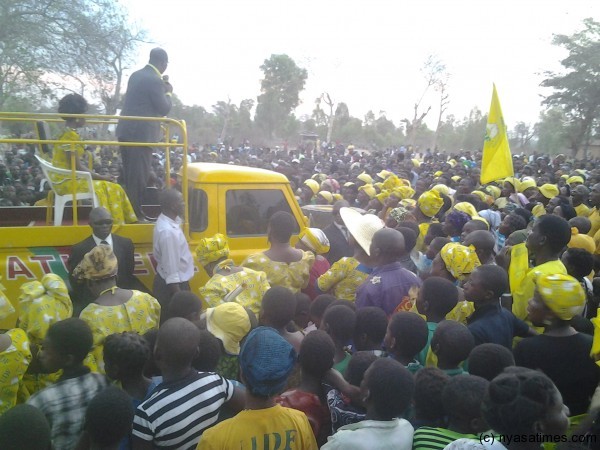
[{"xmin": 480, "ymin": 84, "xmax": 514, "ymax": 184}]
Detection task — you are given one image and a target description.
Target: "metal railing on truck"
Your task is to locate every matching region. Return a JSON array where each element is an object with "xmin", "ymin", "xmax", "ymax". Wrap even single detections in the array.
[{"xmin": 0, "ymin": 112, "xmax": 189, "ymax": 234}]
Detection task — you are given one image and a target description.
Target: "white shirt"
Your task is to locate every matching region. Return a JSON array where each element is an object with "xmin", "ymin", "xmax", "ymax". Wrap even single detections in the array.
[
  {"xmin": 153, "ymin": 213, "xmax": 194, "ymax": 284},
  {"xmin": 92, "ymin": 233, "xmax": 113, "ymax": 248},
  {"xmin": 321, "ymin": 418, "xmax": 413, "ymax": 450}
]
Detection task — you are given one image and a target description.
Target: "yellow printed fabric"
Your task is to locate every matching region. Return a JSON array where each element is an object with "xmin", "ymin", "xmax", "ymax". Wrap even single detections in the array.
[
  {"xmin": 0, "ymin": 329, "xmax": 32, "ymax": 415},
  {"xmin": 592, "ymin": 308, "xmax": 600, "ymax": 366},
  {"xmin": 317, "ymin": 257, "xmax": 371, "ymax": 302},
  {"xmin": 575, "ymin": 203, "xmax": 591, "ymax": 218},
  {"xmin": 196, "ymin": 234, "xmax": 230, "ymax": 266},
  {"xmin": 0, "ymin": 279, "xmax": 15, "ymax": 322},
  {"xmin": 535, "ymin": 273, "xmax": 585, "ymax": 321},
  {"xmin": 242, "ymin": 251, "xmax": 315, "ymax": 294},
  {"xmin": 79, "ymin": 291, "xmax": 160, "ymax": 373},
  {"xmin": 589, "ymin": 208, "xmax": 600, "ymax": 238},
  {"xmin": 197, "ymin": 404, "xmax": 317, "ymax": 450},
  {"xmin": 480, "ymin": 84, "xmax": 514, "ymax": 184},
  {"xmin": 511, "ymin": 260, "xmax": 567, "ymax": 321},
  {"xmin": 52, "ymin": 128, "xmax": 137, "ymax": 224},
  {"xmin": 18, "ymin": 274, "xmax": 72, "ymax": 346},
  {"xmin": 416, "ymin": 222, "xmax": 431, "ymax": 253},
  {"xmin": 508, "ymin": 243, "xmax": 529, "ymax": 295},
  {"xmin": 446, "ymin": 300, "xmax": 475, "ymax": 325},
  {"xmin": 440, "ymin": 243, "xmax": 481, "ymax": 281},
  {"xmin": 199, "ymin": 268, "xmax": 271, "ymax": 316}
]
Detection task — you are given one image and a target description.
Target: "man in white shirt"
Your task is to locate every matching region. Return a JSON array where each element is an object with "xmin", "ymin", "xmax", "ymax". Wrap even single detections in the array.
[{"xmin": 152, "ymin": 189, "xmax": 194, "ymax": 314}]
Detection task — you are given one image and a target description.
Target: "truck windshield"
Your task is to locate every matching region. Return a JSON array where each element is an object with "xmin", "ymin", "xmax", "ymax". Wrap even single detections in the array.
[{"xmin": 226, "ymin": 189, "xmax": 298, "ymax": 236}]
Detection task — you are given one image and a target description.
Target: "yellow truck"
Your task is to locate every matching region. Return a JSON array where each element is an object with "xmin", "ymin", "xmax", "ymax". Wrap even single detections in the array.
[{"xmin": 0, "ymin": 112, "xmax": 308, "ymax": 328}]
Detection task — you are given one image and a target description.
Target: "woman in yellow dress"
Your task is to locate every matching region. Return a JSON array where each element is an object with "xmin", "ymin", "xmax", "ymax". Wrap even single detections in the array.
[
  {"xmin": 242, "ymin": 211, "xmax": 314, "ymax": 293},
  {"xmin": 197, "ymin": 233, "xmax": 270, "ymax": 317},
  {"xmin": 0, "ymin": 283, "xmax": 32, "ymax": 415},
  {"xmin": 75, "ymin": 245, "xmax": 160, "ymax": 373},
  {"xmin": 52, "ymin": 94, "xmax": 137, "ymax": 224},
  {"xmin": 317, "ymin": 208, "xmax": 383, "ymax": 301}
]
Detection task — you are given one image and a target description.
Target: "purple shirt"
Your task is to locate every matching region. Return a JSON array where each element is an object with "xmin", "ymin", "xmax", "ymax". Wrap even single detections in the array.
[{"xmin": 356, "ymin": 262, "xmax": 422, "ymax": 316}]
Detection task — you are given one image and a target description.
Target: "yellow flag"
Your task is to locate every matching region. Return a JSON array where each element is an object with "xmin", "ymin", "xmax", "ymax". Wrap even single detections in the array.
[{"xmin": 480, "ymin": 84, "xmax": 514, "ymax": 184}]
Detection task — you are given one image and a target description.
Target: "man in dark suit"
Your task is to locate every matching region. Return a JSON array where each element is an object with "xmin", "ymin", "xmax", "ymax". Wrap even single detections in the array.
[
  {"xmin": 116, "ymin": 47, "xmax": 173, "ymax": 221},
  {"xmin": 68, "ymin": 207, "xmax": 147, "ymax": 314},
  {"xmin": 323, "ymin": 200, "xmax": 353, "ymax": 264}
]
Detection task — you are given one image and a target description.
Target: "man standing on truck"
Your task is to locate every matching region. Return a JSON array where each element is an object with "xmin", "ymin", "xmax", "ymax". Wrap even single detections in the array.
[
  {"xmin": 116, "ymin": 48, "xmax": 173, "ymax": 222},
  {"xmin": 152, "ymin": 189, "xmax": 194, "ymax": 315}
]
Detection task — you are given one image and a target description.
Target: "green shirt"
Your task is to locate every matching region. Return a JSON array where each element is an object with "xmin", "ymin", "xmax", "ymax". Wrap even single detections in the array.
[
  {"xmin": 417, "ymin": 322, "xmax": 438, "ymax": 366},
  {"xmin": 333, "ymin": 353, "xmax": 351, "ymax": 375},
  {"xmin": 413, "ymin": 427, "xmax": 478, "ymax": 450}
]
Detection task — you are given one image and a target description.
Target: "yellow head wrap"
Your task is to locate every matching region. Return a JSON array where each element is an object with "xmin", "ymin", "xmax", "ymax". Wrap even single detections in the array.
[
  {"xmin": 392, "ymin": 186, "xmax": 416, "ymax": 200},
  {"xmin": 318, "ymin": 191, "xmax": 334, "ymax": 204},
  {"xmin": 451, "ymin": 175, "xmax": 461, "ymax": 182},
  {"xmin": 434, "ymin": 171, "xmax": 444, "ymax": 178},
  {"xmin": 197, "ymin": 233, "xmax": 230, "ymax": 266},
  {"xmin": 472, "ymin": 216, "xmax": 490, "ymax": 229},
  {"xmin": 382, "ymin": 174, "xmax": 400, "ymax": 191},
  {"xmin": 567, "ymin": 228, "xmax": 596, "ymax": 253},
  {"xmin": 72, "ymin": 245, "xmax": 118, "ymax": 281},
  {"xmin": 376, "ymin": 191, "xmax": 390, "ymax": 205},
  {"xmin": 418, "ymin": 190, "xmax": 444, "ymax": 217},
  {"xmin": 440, "ymin": 243, "xmax": 481, "ymax": 281},
  {"xmin": 567, "ymin": 176, "xmax": 584, "ymax": 186},
  {"xmin": 377, "ymin": 170, "xmax": 392, "ymax": 180},
  {"xmin": 453, "ymin": 202, "xmax": 478, "ymax": 219},
  {"xmin": 357, "ymin": 172, "xmax": 373, "ymax": 185},
  {"xmin": 332, "ymin": 193, "xmax": 344, "ymax": 202},
  {"xmin": 411, "ymin": 158, "xmax": 420, "ymax": 168},
  {"xmin": 485, "ymin": 185, "xmax": 502, "ymax": 200},
  {"xmin": 532, "ymin": 204, "xmax": 547, "ymax": 218},
  {"xmin": 539, "ymin": 184, "xmax": 559, "ymax": 200},
  {"xmin": 535, "ymin": 273, "xmax": 585, "ymax": 321},
  {"xmin": 400, "ymin": 198, "xmax": 417, "ymax": 208},
  {"xmin": 519, "ymin": 178, "xmax": 537, "ymax": 192},
  {"xmin": 504, "ymin": 177, "xmax": 521, "ymax": 192},
  {"xmin": 299, "ymin": 227, "xmax": 330, "ymax": 254},
  {"xmin": 304, "ymin": 179, "xmax": 320, "ymax": 196},
  {"xmin": 344, "ymin": 182, "xmax": 356, "ymax": 188},
  {"xmin": 432, "ymin": 184, "xmax": 450, "ymax": 196},
  {"xmin": 448, "ymin": 159, "xmax": 457, "ymax": 167},
  {"xmin": 359, "ymin": 184, "xmax": 377, "ymax": 199},
  {"xmin": 471, "ymin": 190, "xmax": 487, "ymax": 201}
]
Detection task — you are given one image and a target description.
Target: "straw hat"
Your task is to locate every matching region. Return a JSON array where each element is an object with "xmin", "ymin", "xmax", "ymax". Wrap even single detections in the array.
[{"xmin": 339, "ymin": 208, "xmax": 384, "ymax": 256}]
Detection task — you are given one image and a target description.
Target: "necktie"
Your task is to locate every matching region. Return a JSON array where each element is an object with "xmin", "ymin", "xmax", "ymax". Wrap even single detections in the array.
[
  {"xmin": 340, "ymin": 226, "xmax": 349, "ymax": 240},
  {"xmin": 100, "ymin": 240, "xmax": 109, "ymax": 245}
]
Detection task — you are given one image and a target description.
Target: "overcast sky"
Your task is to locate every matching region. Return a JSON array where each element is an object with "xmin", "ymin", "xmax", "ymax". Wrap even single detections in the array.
[{"xmin": 119, "ymin": 0, "xmax": 600, "ymax": 129}]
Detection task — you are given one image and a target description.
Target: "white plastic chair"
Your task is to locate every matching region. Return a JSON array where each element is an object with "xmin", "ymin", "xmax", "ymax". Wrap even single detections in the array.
[{"xmin": 34, "ymin": 154, "xmax": 99, "ymax": 225}]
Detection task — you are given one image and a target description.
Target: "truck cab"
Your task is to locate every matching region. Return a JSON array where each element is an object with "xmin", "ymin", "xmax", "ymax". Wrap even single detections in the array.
[{"xmin": 0, "ymin": 112, "xmax": 307, "ymax": 328}]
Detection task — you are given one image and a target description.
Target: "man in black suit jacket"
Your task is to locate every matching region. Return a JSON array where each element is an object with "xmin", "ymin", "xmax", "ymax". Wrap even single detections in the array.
[
  {"xmin": 323, "ymin": 200, "xmax": 353, "ymax": 264},
  {"xmin": 116, "ymin": 47, "xmax": 172, "ymax": 220},
  {"xmin": 68, "ymin": 207, "xmax": 147, "ymax": 314}
]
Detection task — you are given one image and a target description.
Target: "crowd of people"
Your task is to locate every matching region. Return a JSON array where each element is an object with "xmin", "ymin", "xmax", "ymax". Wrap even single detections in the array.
[
  {"xmin": 2, "ymin": 48, "xmax": 600, "ymax": 450},
  {"xmin": 1, "ymin": 141, "xmax": 600, "ymax": 449}
]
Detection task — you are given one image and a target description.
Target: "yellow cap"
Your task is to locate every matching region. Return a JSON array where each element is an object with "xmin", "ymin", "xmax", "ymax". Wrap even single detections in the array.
[
  {"xmin": 357, "ymin": 172, "xmax": 373, "ymax": 184},
  {"xmin": 304, "ymin": 179, "xmax": 320, "ymax": 195},
  {"xmin": 318, "ymin": 191, "xmax": 334, "ymax": 203},
  {"xmin": 539, "ymin": 184, "xmax": 559, "ymax": 199},
  {"xmin": 359, "ymin": 184, "xmax": 377, "ymax": 199}
]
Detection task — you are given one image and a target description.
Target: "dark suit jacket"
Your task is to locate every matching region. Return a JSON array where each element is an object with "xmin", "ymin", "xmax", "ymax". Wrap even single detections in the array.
[
  {"xmin": 323, "ymin": 223, "xmax": 353, "ymax": 265},
  {"xmin": 116, "ymin": 65, "xmax": 172, "ymax": 143},
  {"xmin": 68, "ymin": 234, "xmax": 148, "ymax": 312}
]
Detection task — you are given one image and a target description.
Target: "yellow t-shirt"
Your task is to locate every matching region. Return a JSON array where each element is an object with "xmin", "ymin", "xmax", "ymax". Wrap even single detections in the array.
[
  {"xmin": 589, "ymin": 208, "xmax": 600, "ymax": 238},
  {"xmin": 197, "ymin": 404, "xmax": 318, "ymax": 450},
  {"xmin": 316, "ymin": 257, "xmax": 370, "ymax": 302},
  {"xmin": 511, "ymin": 259, "xmax": 567, "ymax": 321},
  {"xmin": 575, "ymin": 203, "xmax": 591, "ymax": 218}
]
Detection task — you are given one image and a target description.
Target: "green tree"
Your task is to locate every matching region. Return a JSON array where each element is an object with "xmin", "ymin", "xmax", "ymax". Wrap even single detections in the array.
[
  {"xmin": 0, "ymin": 0, "xmax": 145, "ymax": 113},
  {"xmin": 255, "ymin": 54, "xmax": 307, "ymax": 139},
  {"xmin": 535, "ymin": 108, "xmax": 569, "ymax": 155},
  {"xmin": 541, "ymin": 18, "xmax": 600, "ymax": 158}
]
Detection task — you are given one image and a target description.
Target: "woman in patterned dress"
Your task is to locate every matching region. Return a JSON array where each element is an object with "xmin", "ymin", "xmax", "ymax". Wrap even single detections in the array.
[
  {"xmin": 243, "ymin": 211, "xmax": 314, "ymax": 293},
  {"xmin": 75, "ymin": 245, "xmax": 160, "ymax": 373},
  {"xmin": 52, "ymin": 94, "xmax": 137, "ymax": 224}
]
